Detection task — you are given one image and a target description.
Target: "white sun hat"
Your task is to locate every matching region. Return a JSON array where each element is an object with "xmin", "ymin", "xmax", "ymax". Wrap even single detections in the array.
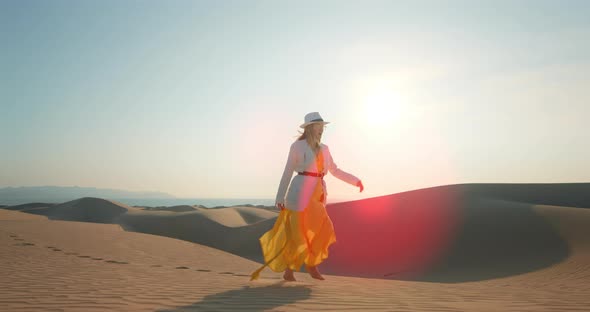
[{"xmin": 300, "ymin": 112, "xmax": 330, "ymax": 128}]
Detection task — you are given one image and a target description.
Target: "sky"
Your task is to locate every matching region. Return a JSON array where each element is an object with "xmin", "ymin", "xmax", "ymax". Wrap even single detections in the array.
[{"xmin": 1, "ymin": 0, "xmax": 589, "ymax": 201}]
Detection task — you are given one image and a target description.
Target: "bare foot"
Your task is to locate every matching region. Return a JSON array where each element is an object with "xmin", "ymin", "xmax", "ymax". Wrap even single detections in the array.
[
  {"xmin": 306, "ymin": 265, "xmax": 325, "ymax": 280},
  {"xmin": 283, "ymin": 268, "xmax": 296, "ymax": 281}
]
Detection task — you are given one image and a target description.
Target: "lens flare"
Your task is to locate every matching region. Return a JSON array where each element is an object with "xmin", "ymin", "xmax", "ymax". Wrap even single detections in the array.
[{"xmin": 321, "ymin": 187, "xmax": 461, "ymax": 279}]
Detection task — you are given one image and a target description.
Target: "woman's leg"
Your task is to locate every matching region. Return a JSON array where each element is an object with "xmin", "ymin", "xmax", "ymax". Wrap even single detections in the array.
[
  {"xmin": 282, "ymin": 212, "xmax": 304, "ymax": 282},
  {"xmin": 306, "ymin": 265, "xmax": 325, "ymax": 280},
  {"xmin": 283, "ymin": 267, "xmax": 296, "ymax": 281}
]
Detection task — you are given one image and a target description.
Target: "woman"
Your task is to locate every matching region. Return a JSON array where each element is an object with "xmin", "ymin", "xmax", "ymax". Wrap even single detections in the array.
[{"xmin": 250, "ymin": 112, "xmax": 364, "ymax": 281}]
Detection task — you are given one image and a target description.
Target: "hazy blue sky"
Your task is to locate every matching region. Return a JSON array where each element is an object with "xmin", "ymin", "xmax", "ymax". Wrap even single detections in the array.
[{"xmin": 2, "ymin": 0, "xmax": 589, "ymax": 201}]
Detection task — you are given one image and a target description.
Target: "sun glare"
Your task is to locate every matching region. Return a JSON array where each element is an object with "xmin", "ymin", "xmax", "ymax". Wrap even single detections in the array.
[
  {"xmin": 359, "ymin": 79, "xmax": 406, "ymax": 130},
  {"xmin": 365, "ymin": 88, "xmax": 399, "ymax": 124}
]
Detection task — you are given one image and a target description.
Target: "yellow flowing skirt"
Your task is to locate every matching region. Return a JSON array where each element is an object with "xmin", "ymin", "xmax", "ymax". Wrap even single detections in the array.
[{"xmin": 250, "ymin": 178, "xmax": 336, "ymax": 280}]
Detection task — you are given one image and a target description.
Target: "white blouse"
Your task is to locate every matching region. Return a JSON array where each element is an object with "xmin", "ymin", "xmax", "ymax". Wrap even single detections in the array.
[{"xmin": 275, "ymin": 139, "xmax": 360, "ymax": 211}]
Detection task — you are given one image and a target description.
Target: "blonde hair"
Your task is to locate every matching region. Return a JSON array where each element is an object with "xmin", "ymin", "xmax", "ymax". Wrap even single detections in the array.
[{"xmin": 296, "ymin": 124, "xmax": 321, "ymax": 154}]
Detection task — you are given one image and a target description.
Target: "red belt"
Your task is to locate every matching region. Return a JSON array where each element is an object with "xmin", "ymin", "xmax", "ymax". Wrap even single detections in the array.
[{"xmin": 298, "ymin": 171, "xmax": 325, "ymax": 178}]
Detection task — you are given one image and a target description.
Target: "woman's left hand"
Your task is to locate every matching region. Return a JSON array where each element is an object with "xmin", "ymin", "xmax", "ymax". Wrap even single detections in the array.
[{"xmin": 356, "ymin": 180, "xmax": 364, "ymax": 192}]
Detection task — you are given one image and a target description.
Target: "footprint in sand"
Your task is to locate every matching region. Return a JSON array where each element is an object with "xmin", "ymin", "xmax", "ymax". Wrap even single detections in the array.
[
  {"xmin": 13, "ymin": 238, "xmax": 25, "ymax": 241},
  {"xmin": 105, "ymin": 260, "xmax": 128, "ymax": 264},
  {"xmin": 20, "ymin": 241, "xmax": 244, "ymax": 278},
  {"xmin": 14, "ymin": 242, "xmax": 35, "ymax": 246},
  {"xmin": 151, "ymin": 264, "xmax": 163, "ymax": 267},
  {"xmin": 232, "ymin": 274, "xmax": 250, "ymax": 277}
]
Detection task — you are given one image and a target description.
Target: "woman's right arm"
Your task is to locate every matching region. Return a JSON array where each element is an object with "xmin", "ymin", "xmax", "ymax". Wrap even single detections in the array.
[{"xmin": 275, "ymin": 143, "xmax": 297, "ymax": 208}]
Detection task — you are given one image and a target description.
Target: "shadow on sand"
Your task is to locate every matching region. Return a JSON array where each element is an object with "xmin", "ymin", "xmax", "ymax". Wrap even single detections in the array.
[
  {"xmin": 323, "ymin": 185, "xmax": 572, "ymax": 283},
  {"xmin": 412, "ymin": 198, "xmax": 569, "ymax": 282},
  {"xmin": 156, "ymin": 282, "xmax": 312, "ymax": 312}
]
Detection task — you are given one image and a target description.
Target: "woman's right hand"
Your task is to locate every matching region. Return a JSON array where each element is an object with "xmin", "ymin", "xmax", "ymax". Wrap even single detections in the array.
[{"xmin": 276, "ymin": 203, "xmax": 285, "ymax": 211}]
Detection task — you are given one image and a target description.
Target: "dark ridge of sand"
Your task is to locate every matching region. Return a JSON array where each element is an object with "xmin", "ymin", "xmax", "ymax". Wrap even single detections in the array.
[
  {"xmin": 325, "ymin": 194, "xmax": 576, "ymax": 282},
  {"xmin": 362, "ymin": 183, "xmax": 590, "ymax": 208},
  {"xmin": 2, "ymin": 183, "xmax": 589, "ymax": 283},
  {"xmin": 118, "ymin": 211, "xmax": 276, "ymax": 260},
  {"xmin": 133, "ymin": 204, "xmax": 275, "ymax": 210},
  {"xmin": 461, "ymin": 183, "xmax": 590, "ymax": 208},
  {"xmin": 2, "ymin": 202, "xmax": 57, "ymax": 211},
  {"xmin": 233, "ymin": 206, "xmax": 277, "ymax": 224},
  {"xmin": 141, "ymin": 205, "xmax": 197, "ymax": 212},
  {"xmin": 322, "ymin": 183, "xmax": 589, "ymax": 282},
  {"xmin": 415, "ymin": 198, "xmax": 570, "ymax": 283},
  {"xmin": 210, "ymin": 204, "xmax": 275, "ymax": 209},
  {"xmin": 43, "ymin": 197, "xmax": 129, "ymax": 223}
]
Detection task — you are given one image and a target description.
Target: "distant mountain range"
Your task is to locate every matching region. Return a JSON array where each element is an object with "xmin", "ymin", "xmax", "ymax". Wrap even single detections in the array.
[{"xmin": 0, "ymin": 186, "xmax": 175, "ymax": 205}]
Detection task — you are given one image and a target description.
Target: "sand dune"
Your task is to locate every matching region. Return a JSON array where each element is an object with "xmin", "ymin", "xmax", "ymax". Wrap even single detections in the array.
[
  {"xmin": 2, "ymin": 203, "xmax": 589, "ymax": 311},
  {"xmin": 143, "ymin": 205, "xmax": 198, "ymax": 212},
  {"xmin": 459, "ymin": 183, "xmax": 590, "ymax": 208},
  {"xmin": 3, "ymin": 202, "xmax": 55, "ymax": 211},
  {"xmin": 2, "ymin": 197, "xmax": 278, "ymax": 260},
  {"xmin": 321, "ymin": 183, "xmax": 590, "ymax": 281},
  {"xmin": 3, "ymin": 183, "xmax": 590, "ymax": 283},
  {"xmin": 9, "ymin": 197, "xmax": 130, "ymax": 223},
  {"xmin": 2, "ymin": 183, "xmax": 590, "ymax": 310},
  {"xmin": 193, "ymin": 206, "xmax": 277, "ymax": 227},
  {"xmin": 118, "ymin": 206, "xmax": 278, "ymax": 259}
]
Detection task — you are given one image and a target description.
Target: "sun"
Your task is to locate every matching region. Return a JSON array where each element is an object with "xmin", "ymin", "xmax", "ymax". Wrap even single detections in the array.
[
  {"xmin": 361, "ymin": 81, "xmax": 403, "ymax": 128},
  {"xmin": 350, "ymin": 76, "xmax": 410, "ymax": 137}
]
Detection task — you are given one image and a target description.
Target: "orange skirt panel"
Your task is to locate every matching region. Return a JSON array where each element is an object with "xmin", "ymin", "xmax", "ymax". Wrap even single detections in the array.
[{"xmin": 251, "ymin": 154, "xmax": 336, "ymax": 280}]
